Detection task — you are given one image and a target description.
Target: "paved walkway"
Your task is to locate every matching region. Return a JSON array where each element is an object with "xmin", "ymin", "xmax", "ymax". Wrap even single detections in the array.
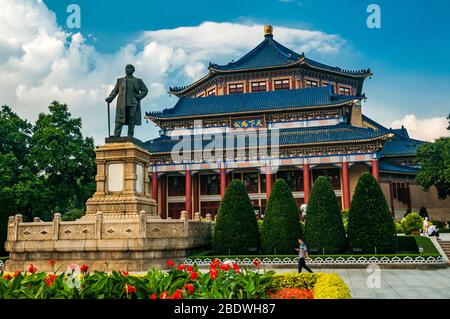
[{"xmin": 274, "ymin": 268, "xmax": 450, "ymax": 299}]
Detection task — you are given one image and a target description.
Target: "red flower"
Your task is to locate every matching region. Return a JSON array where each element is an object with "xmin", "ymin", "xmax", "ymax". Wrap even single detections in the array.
[
  {"xmin": 172, "ymin": 289, "xmax": 182, "ymax": 299},
  {"xmin": 44, "ymin": 274, "xmax": 56, "ymax": 287},
  {"xmin": 269, "ymin": 288, "xmax": 314, "ymax": 299},
  {"xmin": 166, "ymin": 259, "xmax": 175, "ymax": 267},
  {"xmin": 13, "ymin": 271, "xmax": 20, "ymax": 278},
  {"xmin": 220, "ymin": 264, "xmax": 230, "ymax": 271},
  {"xmin": 3, "ymin": 274, "xmax": 11, "ymax": 281},
  {"xmin": 160, "ymin": 291, "xmax": 170, "ymax": 299},
  {"xmin": 210, "ymin": 268, "xmax": 218, "ymax": 280},
  {"xmin": 122, "ymin": 271, "xmax": 129, "ymax": 276},
  {"xmin": 150, "ymin": 293, "xmax": 157, "ymax": 299},
  {"xmin": 126, "ymin": 285, "xmax": 137, "ymax": 294},
  {"xmin": 80, "ymin": 264, "xmax": 89, "ymax": 273},
  {"xmin": 177, "ymin": 264, "xmax": 186, "ymax": 271},
  {"xmin": 232, "ymin": 262, "xmax": 240, "ymax": 273},
  {"xmin": 213, "ymin": 258, "xmax": 221, "ymax": 267},
  {"xmin": 48, "ymin": 259, "xmax": 56, "ymax": 266},
  {"xmin": 252, "ymin": 258, "xmax": 261, "ymax": 269},
  {"xmin": 28, "ymin": 264, "xmax": 37, "ymax": 274},
  {"xmin": 186, "ymin": 265, "xmax": 193, "ymax": 272},
  {"xmin": 189, "ymin": 271, "xmax": 199, "ymax": 280},
  {"xmin": 184, "ymin": 283, "xmax": 195, "ymax": 295}
]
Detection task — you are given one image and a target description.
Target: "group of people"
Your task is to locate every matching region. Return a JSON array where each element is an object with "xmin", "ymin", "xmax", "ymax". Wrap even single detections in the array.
[{"xmin": 422, "ymin": 217, "xmax": 442, "ymax": 239}]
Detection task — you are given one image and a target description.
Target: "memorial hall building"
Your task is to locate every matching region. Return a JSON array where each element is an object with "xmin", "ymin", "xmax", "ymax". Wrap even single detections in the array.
[{"xmin": 143, "ymin": 26, "xmax": 450, "ymax": 220}]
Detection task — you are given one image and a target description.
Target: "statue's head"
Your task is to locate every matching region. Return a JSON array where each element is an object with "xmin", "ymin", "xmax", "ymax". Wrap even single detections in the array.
[{"xmin": 125, "ymin": 64, "xmax": 135, "ymax": 76}]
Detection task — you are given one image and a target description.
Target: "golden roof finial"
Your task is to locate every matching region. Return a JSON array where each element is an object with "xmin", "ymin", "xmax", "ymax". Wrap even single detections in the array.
[{"xmin": 264, "ymin": 25, "xmax": 273, "ymax": 36}]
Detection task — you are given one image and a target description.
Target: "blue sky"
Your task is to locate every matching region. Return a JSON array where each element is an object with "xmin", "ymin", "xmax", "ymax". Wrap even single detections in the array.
[{"xmin": 1, "ymin": 0, "xmax": 449, "ymax": 143}]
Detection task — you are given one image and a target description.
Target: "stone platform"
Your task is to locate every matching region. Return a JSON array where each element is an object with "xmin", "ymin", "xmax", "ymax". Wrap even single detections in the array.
[{"xmin": 4, "ymin": 140, "xmax": 212, "ymax": 272}]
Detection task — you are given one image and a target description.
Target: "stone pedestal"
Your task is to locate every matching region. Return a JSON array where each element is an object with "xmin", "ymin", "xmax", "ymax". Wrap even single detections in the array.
[
  {"xmin": 84, "ymin": 140, "xmax": 157, "ymax": 219},
  {"xmin": 4, "ymin": 139, "xmax": 212, "ymax": 272}
]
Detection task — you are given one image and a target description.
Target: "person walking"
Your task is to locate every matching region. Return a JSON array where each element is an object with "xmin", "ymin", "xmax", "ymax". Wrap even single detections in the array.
[{"xmin": 295, "ymin": 239, "xmax": 313, "ymax": 273}]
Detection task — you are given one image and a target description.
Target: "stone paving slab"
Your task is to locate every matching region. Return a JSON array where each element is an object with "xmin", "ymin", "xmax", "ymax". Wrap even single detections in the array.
[{"xmin": 273, "ymin": 267, "xmax": 450, "ymax": 299}]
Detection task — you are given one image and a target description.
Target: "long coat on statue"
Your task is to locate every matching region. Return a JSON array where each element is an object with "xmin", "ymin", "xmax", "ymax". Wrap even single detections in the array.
[{"xmin": 107, "ymin": 75, "xmax": 148, "ymax": 126}]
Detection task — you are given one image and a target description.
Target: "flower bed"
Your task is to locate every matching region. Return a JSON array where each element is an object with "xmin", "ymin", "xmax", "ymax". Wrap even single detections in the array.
[{"xmin": 0, "ymin": 259, "xmax": 350, "ymax": 299}]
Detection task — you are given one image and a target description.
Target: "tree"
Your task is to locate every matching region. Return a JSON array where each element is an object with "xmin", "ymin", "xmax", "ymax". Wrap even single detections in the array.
[
  {"xmin": 0, "ymin": 105, "xmax": 37, "ymax": 255},
  {"xmin": 213, "ymin": 179, "xmax": 259, "ymax": 255},
  {"xmin": 348, "ymin": 173, "xmax": 397, "ymax": 253},
  {"xmin": 29, "ymin": 101, "xmax": 96, "ymax": 218},
  {"xmin": 415, "ymin": 137, "xmax": 450, "ymax": 200},
  {"xmin": 261, "ymin": 179, "xmax": 303, "ymax": 254},
  {"xmin": 304, "ymin": 176, "xmax": 347, "ymax": 254}
]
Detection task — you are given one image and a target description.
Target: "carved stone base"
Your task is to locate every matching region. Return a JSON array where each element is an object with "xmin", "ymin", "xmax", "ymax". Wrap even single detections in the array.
[{"xmin": 84, "ymin": 195, "xmax": 157, "ymax": 219}]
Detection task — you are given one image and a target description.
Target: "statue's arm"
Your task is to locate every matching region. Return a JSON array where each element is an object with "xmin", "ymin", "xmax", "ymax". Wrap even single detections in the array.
[
  {"xmin": 137, "ymin": 79, "xmax": 148, "ymax": 101},
  {"xmin": 105, "ymin": 79, "xmax": 119, "ymax": 103}
]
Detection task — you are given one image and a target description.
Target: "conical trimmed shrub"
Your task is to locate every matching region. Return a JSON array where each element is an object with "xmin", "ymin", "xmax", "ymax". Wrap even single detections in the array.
[
  {"xmin": 348, "ymin": 173, "xmax": 397, "ymax": 253},
  {"xmin": 213, "ymin": 179, "xmax": 259, "ymax": 254},
  {"xmin": 304, "ymin": 176, "xmax": 347, "ymax": 254},
  {"xmin": 261, "ymin": 179, "xmax": 303, "ymax": 254}
]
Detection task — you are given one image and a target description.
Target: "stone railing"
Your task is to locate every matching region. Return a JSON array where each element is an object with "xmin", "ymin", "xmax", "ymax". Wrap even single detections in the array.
[{"xmin": 5, "ymin": 211, "xmax": 212, "ymax": 254}]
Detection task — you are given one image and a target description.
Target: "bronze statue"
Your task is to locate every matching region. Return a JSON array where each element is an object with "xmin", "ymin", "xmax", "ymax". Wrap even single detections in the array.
[{"xmin": 105, "ymin": 64, "xmax": 148, "ymax": 137}]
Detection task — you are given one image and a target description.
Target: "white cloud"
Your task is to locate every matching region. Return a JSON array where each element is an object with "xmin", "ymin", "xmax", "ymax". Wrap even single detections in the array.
[
  {"xmin": 390, "ymin": 114, "xmax": 449, "ymax": 142},
  {"xmin": 0, "ymin": 0, "xmax": 346, "ymax": 144}
]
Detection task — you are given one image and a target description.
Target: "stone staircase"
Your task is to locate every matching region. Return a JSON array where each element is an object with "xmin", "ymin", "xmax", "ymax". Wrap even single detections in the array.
[{"xmin": 438, "ymin": 241, "xmax": 450, "ymax": 264}]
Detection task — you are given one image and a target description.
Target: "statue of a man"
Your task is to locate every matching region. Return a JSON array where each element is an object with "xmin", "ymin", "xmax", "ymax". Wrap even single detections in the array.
[{"xmin": 105, "ymin": 64, "xmax": 148, "ymax": 137}]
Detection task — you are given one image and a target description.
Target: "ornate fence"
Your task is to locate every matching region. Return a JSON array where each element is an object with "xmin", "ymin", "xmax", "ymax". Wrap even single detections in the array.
[{"xmin": 185, "ymin": 255, "xmax": 444, "ymax": 266}]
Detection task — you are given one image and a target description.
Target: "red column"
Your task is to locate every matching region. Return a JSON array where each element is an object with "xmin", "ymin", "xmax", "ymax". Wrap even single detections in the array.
[
  {"xmin": 268, "ymin": 79, "xmax": 273, "ymax": 91},
  {"xmin": 193, "ymin": 174, "xmax": 199, "ymax": 214},
  {"xmin": 372, "ymin": 159, "xmax": 379, "ymax": 182},
  {"xmin": 265, "ymin": 166, "xmax": 272, "ymax": 200},
  {"xmin": 152, "ymin": 172, "xmax": 158, "ymax": 203},
  {"xmin": 185, "ymin": 169, "xmax": 192, "ymax": 218},
  {"xmin": 161, "ymin": 175, "xmax": 167, "ymax": 219},
  {"xmin": 303, "ymin": 164, "xmax": 311, "ymax": 204},
  {"xmin": 220, "ymin": 168, "xmax": 227, "ymax": 199},
  {"xmin": 342, "ymin": 162, "xmax": 350, "ymax": 209}
]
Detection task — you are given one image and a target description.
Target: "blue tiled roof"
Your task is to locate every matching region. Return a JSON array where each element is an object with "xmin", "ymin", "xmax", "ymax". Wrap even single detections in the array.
[
  {"xmin": 147, "ymin": 86, "xmax": 356, "ymax": 119},
  {"xmin": 379, "ymin": 162, "xmax": 420, "ymax": 174},
  {"xmin": 362, "ymin": 115, "xmax": 424, "ymax": 157},
  {"xmin": 210, "ymin": 37, "xmax": 301, "ymax": 71},
  {"xmin": 143, "ymin": 123, "xmax": 390, "ymax": 153},
  {"xmin": 208, "ymin": 36, "xmax": 370, "ymax": 77},
  {"xmin": 381, "ymin": 135, "xmax": 425, "ymax": 157}
]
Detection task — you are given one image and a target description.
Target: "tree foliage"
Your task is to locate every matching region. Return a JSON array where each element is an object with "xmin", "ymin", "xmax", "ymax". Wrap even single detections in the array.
[
  {"xmin": 0, "ymin": 102, "xmax": 95, "ymax": 254},
  {"xmin": 415, "ymin": 137, "xmax": 450, "ymax": 200},
  {"xmin": 304, "ymin": 176, "xmax": 347, "ymax": 254},
  {"xmin": 213, "ymin": 180, "xmax": 259, "ymax": 255},
  {"xmin": 348, "ymin": 173, "xmax": 397, "ymax": 253},
  {"xmin": 261, "ymin": 179, "xmax": 303, "ymax": 254}
]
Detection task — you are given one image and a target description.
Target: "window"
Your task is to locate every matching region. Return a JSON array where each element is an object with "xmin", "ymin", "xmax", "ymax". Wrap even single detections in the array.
[
  {"xmin": 207, "ymin": 88, "xmax": 216, "ymax": 96},
  {"xmin": 168, "ymin": 203, "xmax": 185, "ymax": 219},
  {"xmin": 306, "ymin": 80, "xmax": 318, "ymax": 88},
  {"xmin": 339, "ymin": 87, "xmax": 351, "ymax": 96},
  {"xmin": 274, "ymin": 79, "xmax": 290, "ymax": 90},
  {"xmin": 200, "ymin": 201, "xmax": 220, "ymax": 219},
  {"xmin": 167, "ymin": 175, "xmax": 186, "ymax": 196},
  {"xmin": 277, "ymin": 170, "xmax": 304, "ymax": 192},
  {"xmin": 229, "ymin": 83, "xmax": 244, "ymax": 94},
  {"xmin": 200, "ymin": 174, "xmax": 220, "ymax": 195},
  {"xmin": 243, "ymin": 173, "xmax": 259, "ymax": 193},
  {"xmin": 251, "ymin": 81, "xmax": 267, "ymax": 92},
  {"xmin": 312, "ymin": 168, "xmax": 341, "ymax": 190}
]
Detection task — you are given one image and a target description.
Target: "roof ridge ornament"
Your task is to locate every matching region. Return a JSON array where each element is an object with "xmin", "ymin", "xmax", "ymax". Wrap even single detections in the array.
[{"xmin": 264, "ymin": 25, "xmax": 273, "ymax": 38}]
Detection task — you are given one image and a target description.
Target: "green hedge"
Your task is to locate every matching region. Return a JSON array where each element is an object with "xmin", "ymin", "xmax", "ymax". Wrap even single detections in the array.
[
  {"xmin": 261, "ymin": 179, "xmax": 303, "ymax": 254},
  {"xmin": 348, "ymin": 173, "xmax": 397, "ymax": 253},
  {"xmin": 213, "ymin": 180, "xmax": 259, "ymax": 255},
  {"xmin": 304, "ymin": 176, "xmax": 347, "ymax": 254}
]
